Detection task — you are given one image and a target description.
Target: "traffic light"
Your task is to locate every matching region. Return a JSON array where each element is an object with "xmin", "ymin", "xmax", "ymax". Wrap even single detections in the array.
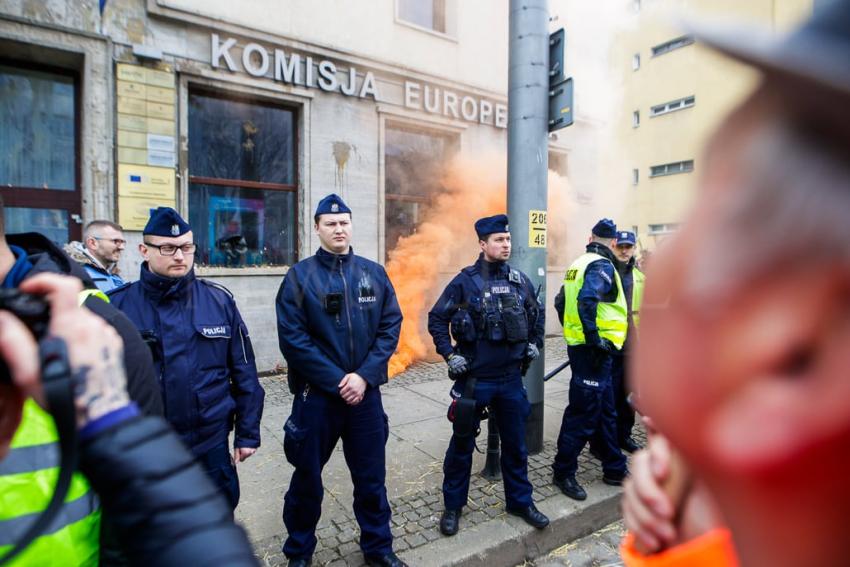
[{"xmin": 548, "ymin": 28, "xmax": 574, "ymax": 132}]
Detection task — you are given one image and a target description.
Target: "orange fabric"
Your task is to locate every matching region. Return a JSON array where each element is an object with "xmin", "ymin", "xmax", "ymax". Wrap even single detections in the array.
[{"xmin": 620, "ymin": 528, "xmax": 740, "ymax": 567}]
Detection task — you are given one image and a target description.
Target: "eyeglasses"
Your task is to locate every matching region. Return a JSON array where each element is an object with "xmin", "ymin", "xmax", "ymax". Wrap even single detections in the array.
[
  {"xmin": 144, "ymin": 242, "xmax": 197, "ymax": 256},
  {"xmin": 93, "ymin": 237, "xmax": 126, "ymax": 246}
]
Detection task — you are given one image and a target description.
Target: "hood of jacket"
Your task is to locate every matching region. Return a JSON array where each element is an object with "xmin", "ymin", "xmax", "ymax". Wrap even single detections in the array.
[{"xmin": 7, "ymin": 233, "xmax": 98, "ymax": 288}]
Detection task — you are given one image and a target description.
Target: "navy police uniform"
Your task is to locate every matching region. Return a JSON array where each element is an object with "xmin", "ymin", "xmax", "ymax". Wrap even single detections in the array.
[
  {"xmin": 276, "ymin": 195, "xmax": 403, "ymax": 562},
  {"xmin": 108, "ymin": 208, "xmax": 265, "ymax": 510},
  {"xmin": 553, "ymin": 220, "xmax": 628, "ymax": 492},
  {"xmin": 427, "ymin": 215, "xmax": 544, "ymax": 517}
]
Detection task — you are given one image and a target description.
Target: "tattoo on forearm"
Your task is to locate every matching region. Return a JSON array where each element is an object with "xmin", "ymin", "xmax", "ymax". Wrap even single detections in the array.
[{"xmin": 71, "ymin": 345, "xmax": 130, "ymax": 426}]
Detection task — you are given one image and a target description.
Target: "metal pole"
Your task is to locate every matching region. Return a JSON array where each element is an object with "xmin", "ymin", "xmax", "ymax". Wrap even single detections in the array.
[
  {"xmin": 479, "ymin": 414, "xmax": 502, "ymax": 481},
  {"xmin": 507, "ymin": 0, "xmax": 549, "ymax": 454}
]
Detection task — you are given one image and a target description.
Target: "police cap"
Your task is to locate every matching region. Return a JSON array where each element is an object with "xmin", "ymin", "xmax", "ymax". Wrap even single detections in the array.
[
  {"xmin": 315, "ymin": 194, "xmax": 352, "ymax": 220},
  {"xmin": 143, "ymin": 207, "xmax": 191, "ymax": 237},
  {"xmin": 617, "ymin": 231, "xmax": 636, "ymax": 246},
  {"xmin": 592, "ymin": 218, "xmax": 617, "ymax": 239},
  {"xmin": 475, "ymin": 214, "xmax": 510, "ymax": 239}
]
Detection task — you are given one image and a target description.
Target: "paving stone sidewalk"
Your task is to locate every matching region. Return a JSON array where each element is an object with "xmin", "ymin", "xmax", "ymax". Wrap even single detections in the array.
[{"xmin": 240, "ymin": 338, "xmax": 641, "ymax": 566}]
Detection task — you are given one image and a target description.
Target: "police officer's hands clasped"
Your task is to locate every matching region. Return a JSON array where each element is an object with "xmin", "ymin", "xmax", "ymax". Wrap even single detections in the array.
[
  {"xmin": 339, "ymin": 372, "xmax": 367, "ymax": 406},
  {"xmin": 446, "ymin": 353, "xmax": 469, "ymax": 380}
]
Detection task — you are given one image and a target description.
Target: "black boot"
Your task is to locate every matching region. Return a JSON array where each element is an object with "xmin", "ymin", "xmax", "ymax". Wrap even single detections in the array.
[
  {"xmin": 364, "ymin": 551, "xmax": 408, "ymax": 567},
  {"xmin": 554, "ymin": 475, "xmax": 587, "ymax": 501},
  {"xmin": 506, "ymin": 503, "xmax": 550, "ymax": 529},
  {"xmin": 439, "ymin": 508, "xmax": 461, "ymax": 536}
]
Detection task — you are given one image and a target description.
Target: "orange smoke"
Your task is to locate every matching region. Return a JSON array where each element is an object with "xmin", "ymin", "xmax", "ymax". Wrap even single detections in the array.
[{"xmin": 386, "ymin": 155, "xmax": 576, "ymax": 377}]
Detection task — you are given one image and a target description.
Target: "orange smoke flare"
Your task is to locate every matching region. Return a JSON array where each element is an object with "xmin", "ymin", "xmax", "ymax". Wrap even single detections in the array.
[{"xmin": 386, "ymin": 155, "xmax": 576, "ymax": 377}]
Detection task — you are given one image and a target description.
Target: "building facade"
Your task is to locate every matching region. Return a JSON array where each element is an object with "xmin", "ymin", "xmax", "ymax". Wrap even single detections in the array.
[
  {"xmin": 616, "ymin": 0, "xmax": 813, "ymax": 250},
  {"xmin": 2, "ymin": 0, "xmax": 590, "ymax": 369}
]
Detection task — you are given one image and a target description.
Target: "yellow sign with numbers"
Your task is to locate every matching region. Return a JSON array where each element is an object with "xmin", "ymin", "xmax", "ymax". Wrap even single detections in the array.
[{"xmin": 529, "ymin": 210, "xmax": 547, "ymax": 248}]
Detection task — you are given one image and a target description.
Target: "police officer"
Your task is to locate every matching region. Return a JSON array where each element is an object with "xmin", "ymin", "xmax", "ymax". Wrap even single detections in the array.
[
  {"xmin": 276, "ymin": 194, "xmax": 405, "ymax": 567},
  {"xmin": 611, "ymin": 230, "xmax": 644, "ymax": 451},
  {"xmin": 108, "ymin": 207, "xmax": 265, "ymax": 511},
  {"xmin": 428, "ymin": 214, "xmax": 549, "ymax": 536},
  {"xmin": 552, "ymin": 218, "xmax": 628, "ymax": 501}
]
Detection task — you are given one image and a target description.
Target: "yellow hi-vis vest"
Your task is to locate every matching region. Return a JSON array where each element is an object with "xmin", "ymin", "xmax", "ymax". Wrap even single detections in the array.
[
  {"xmin": 632, "ymin": 267, "xmax": 645, "ymax": 328},
  {"xmin": 562, "ymin": 252, "xmax": 628, "ymax": 349},
  {"xmin": 0, "ymin": 289, "xmax": 108, "ymax": 565}
]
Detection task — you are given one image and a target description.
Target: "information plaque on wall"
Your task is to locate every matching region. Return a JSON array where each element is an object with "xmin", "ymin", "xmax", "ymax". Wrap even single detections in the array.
[{"xmin": 115, "ymin": 63, "xmax": 177, "ymax": 229}]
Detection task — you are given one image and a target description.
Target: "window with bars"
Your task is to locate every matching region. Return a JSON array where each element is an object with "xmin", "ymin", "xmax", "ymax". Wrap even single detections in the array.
[
  {"xmin": 649, "ymin": 160, "xmax": 694, "ymax": 178},
  {"xmin": 651, "ymin": 96, "xmax": 695, "ymax": 117},
  {"xmin": 651, "ymin": 35, "xmax": 694, "ymax": 57},
  {"xmin": 187, "ymin": 90, "xmax": 298, "ymax": 267},
  {"xmin": 398, "ymin": 0, "xmax": 447, "ymax": 34},
  {"xmin": 0, "ymin": 61, "xmax": 81, "ymax": 244}
]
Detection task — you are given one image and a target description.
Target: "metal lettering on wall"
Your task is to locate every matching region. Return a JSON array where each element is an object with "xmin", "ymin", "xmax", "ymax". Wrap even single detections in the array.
[{"xmin": 210, "ymin": 34, "xmax": 506, "ymax": 129}]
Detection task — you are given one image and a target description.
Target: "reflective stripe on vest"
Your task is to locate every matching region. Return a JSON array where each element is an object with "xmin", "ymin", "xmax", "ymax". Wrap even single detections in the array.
[
  {"xmin": 0, "ymin": 289, "xmax": 106, "ymax": 565},
  {"xmin": 632, "ymin": 268, "xmax": 645, "ymax": 328},
  {"xmin": 562, "ymin": 252, "xmax": 628, "ymax": 349},
  {"xmin": 78, "ymin": 288, "xmax": 110, "ymax": 304}
]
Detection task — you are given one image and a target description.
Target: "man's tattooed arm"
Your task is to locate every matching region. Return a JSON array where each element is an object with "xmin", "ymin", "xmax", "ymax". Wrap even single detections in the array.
[{"xmin": 71, "ymin": 344, "xmax": 130, "ymax": 428}]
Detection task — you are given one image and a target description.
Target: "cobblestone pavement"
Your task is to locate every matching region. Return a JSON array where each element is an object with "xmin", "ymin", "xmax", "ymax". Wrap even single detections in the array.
[
  {"xmin": 247, "ymin": 337, "xmax": 641, "ymax": 567},
  {"xmin": 528, "ymin": 521, "xmax": 626, "ymax": 567}
]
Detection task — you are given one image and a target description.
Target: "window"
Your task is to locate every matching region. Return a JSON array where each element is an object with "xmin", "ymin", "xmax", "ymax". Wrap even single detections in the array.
[
  {"xmin": 648, "ymin": 223, "xmax": 680, "ymax": 235},
  {"xmin": 384, "ymin": 124, "xmax": 457, "ymax": 259},
  {"xmin": 632, "ymin": 168, "xmax": 639, "ymax": 186},
  {"xmin": 398, "ymin": 0, "xmax": 446, "ymax": 33},
  {"xmin": 632, "ymin": 0, "xmax": 641, "ymax": 13},
  {"xmin": 632, "ymin": 110, "xmax": 640, "ymax": 128},
  {"xmin": 0, "ymin": 62, "xmax": 81, "ymax": 243},
  {"xmin": 632, "ymin": 53, "xmax": 641, "ymax": 71},
  {"xmin": 187, "ymin": 90, "xmax": 297, "ymax": 267},
  {"xmin": 651, "ymin": 35, "xmax": 694, "ymax": 57},
  {"xmin": 650, "ymin": 96, "xmax": 695, "ymax": 117},
  {"xmin": 650, "ymin": 160, "xmax": 694, "ymax": 177}
]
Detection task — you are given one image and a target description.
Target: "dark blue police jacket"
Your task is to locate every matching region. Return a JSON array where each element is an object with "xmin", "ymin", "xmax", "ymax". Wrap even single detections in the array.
[
  {"xmin": 428, "ymin": 255, "xmax": 544, "ymax": 379},
  {"xmin": 108, "ymin": 264, "xmax": 265, "ymax": 456},
  {"xmin": 276, "ymin": 247, "xmax": 403, "ymax": 397}
]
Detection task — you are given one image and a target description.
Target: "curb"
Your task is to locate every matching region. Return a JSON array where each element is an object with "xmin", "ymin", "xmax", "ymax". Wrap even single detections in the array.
[{"xmin": 398, "ymin": 482, "xmax": 622, "ymax": 566}]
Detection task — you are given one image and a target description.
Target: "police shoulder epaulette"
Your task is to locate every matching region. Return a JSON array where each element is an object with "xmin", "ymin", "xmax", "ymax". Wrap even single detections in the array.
[{"xmin": 199, "ymin": 278, "xmax": 234, "ymax": 299}]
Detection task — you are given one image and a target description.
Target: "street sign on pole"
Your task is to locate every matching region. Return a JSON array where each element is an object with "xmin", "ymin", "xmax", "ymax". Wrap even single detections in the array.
[
  {"xmin": 548, "ymin": 77, "xmax": 574, "ymax": 132},
  {"xmin": 549, "ymin": 28, "xmax": 565, "ymax": 85}
]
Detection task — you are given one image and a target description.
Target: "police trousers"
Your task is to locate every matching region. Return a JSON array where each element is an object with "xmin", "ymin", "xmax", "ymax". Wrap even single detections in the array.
[
  {"xmin": 282, "ymin": 385, "xmax": 391, "ymax": 559},
  {"xmin": 197, "ymin": 441, "xmax": 240, "ymax": 512},
  {"xmin": 443, "ymin": 372, "xmax": 533, "ymax": 511},
  {"xmin": 553, "ymin": 345, "xmax": 627, "ymax": 481},
  {"xmin": 589, "ymin": 350, "xmax": 636, "ymax": 451}
]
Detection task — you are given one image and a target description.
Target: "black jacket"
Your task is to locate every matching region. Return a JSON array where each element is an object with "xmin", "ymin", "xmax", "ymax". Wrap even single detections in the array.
[
  {"xmin": 80, "ymin": 415, "xmax": 258, "ymax": 566},
  {"xmin": 8, "ymin": 233, "xmax": 162, "ymax": 417}
]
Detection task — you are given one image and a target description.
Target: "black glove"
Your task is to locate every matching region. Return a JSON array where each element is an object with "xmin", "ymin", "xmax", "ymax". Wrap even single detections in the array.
[
  {"xmin": 447, "ymin": 353, "xmax": 469, "ymax": 380},
  {"xmin": 588, "ymin": 336, "xmax": 615, "ymax": 370}
]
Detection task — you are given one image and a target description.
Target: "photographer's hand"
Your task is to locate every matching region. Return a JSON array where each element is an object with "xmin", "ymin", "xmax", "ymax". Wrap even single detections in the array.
[{"xmin": 19, "ymin": 274, "xmax": 130, "ymax": 428}]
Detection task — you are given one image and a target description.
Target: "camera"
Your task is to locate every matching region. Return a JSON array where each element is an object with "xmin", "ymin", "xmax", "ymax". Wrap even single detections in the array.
[
  {"xmin": 0, "ymin": 289, "xmax": 50, "ymax": 383},
  {"xmin": 323, "ymin": 292, "xmax": 343, "ymax": 315}
]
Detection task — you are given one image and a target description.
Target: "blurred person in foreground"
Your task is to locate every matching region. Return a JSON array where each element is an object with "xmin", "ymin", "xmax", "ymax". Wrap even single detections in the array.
[
  {"xmin": 0, "ymin": 273, "xmax": 257, "ymax": 566},
  {"xmin": 64, "ymin": 220, "xmax": 126, "ymax": 293},
  {"xmin": 621, "ymin": 2, "xmax": 850, "ymax": 566}
]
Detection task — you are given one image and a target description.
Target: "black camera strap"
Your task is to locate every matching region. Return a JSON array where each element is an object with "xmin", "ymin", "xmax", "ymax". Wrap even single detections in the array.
[{"xmin": 0, "ymin": 338, "xmax": 78, "ymax": 565}]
